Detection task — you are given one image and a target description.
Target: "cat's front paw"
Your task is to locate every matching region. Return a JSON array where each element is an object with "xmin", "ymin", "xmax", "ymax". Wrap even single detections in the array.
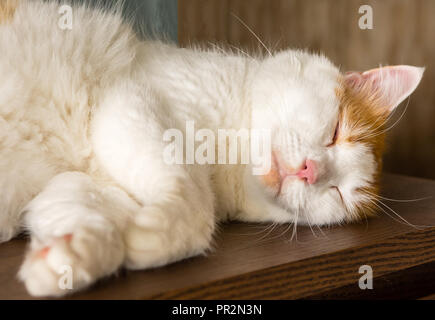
[
  {"xmin": 18, "ymin": 234, "xmax": 81, "ymax": 296},
  {"xmin": 18, "ymin": 229, "xmax": 123, "ymax": 297}
]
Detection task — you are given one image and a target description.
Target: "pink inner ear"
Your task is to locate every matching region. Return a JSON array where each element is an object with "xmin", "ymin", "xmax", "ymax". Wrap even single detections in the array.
[
  {"xmin": 344, "ymin": 65, "xmax": 425, "ymax": 112},
  {"xmin": 343, "ymin": 71, "xmax": 363, "ymax": 88}
]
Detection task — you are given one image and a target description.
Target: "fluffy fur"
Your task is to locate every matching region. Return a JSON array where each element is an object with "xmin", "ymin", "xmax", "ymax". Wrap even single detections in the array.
[{"xmin": 0, "ymin": 0, "xmax": 424, "ymax": 296}]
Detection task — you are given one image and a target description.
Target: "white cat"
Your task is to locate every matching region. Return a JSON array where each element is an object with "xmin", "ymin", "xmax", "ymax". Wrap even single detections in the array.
[{"xmin": 0, "ymin": 0, "xmax": 424, "ymax": 296}]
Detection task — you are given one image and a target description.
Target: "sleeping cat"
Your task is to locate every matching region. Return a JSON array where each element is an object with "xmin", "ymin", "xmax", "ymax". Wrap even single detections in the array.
[{"xmin": 0, "ymin": 0, "xmax": 424, "ymax": 296}]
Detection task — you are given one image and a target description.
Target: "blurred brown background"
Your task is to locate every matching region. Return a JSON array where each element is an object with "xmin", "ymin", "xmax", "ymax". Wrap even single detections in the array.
[{"xmin": 179, "ymin": 0, "xmax": 435, "ymax": 179}]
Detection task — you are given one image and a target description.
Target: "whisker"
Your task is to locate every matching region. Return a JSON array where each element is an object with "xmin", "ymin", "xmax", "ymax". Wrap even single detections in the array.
[
  {"xmin": 250, "ymin": 221, "xmax": 279, "ymax": 245},
  {"xmin": 266, "ymin": 222, "xmax": 293, "ymax": 242},
  {"xmin": 230, "ymin": 12, "xmax": 273, "ymax": 57},
  {"xmin": 359, "ymin": 96, "xmax": 411, "ymax": 140},
  {"xmin": 225, "ymin": 221, "xmax": 277, "ymax": 236},
  {"xmin": 351, "ymin": 110, "xmax": 390, "ymax": 140},
  {"xmin": 207, "ymin": 42, "xmax": 228, "ymax": 55},
  {"xmin": 290, "ymin": 210, "xmax": 299, "ymax": 242},
  {"xmin": 366, "ymin": 197, "xmax": 418, "ymax": 228},
  {"xmin": 366, "ymin": 196, "xmax": 432, "ymax": 229},
  {"xmin": 315, "ymin": 224, "xmax": 328, "ymax": 238},
  {"xmin": 228, "ymin": 44, "xmax": 255, "ymax": 60},
  {"xmin": 230, "ymin": 222, "xmax": 280, "ymax": 252},
  {"xmin": 375, "ymin": 197, "xmax": 433, "ymax": 229},
  {"xmin": 365, "ymin": 189, "xmax": 432, "ymax": 203},
  {"xmin": 306, "ymin": 214, "xmax": 319, "ymax": 238}
]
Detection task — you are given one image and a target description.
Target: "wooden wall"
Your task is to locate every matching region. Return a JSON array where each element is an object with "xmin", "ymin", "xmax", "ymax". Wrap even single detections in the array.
[{"xmin": 179, "ymin": 0, "xmax": 435, "ymax": 179}]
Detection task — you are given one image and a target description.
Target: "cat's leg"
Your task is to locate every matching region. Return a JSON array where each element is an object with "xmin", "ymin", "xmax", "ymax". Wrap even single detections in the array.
[
  {"xmin": 123, "ymin": 165, "xmax": 216, "ymax": 269},
  {"xmin": 91, "ymin": 83, "xmax": 216, "ymax": 270},
  {"xmin": 18, "ymin": 171, "xmax": 139, "ymax": 297}
]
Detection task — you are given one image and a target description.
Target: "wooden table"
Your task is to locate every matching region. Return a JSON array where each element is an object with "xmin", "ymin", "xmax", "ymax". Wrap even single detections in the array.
[{"xmin": 0, "ymin": 173, "xmax": 434, "ymax": 299}]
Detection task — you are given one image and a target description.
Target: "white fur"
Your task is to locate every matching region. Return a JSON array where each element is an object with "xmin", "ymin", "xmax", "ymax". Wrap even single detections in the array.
[{"xmin": 0, "ymin": 1, "xmax": 422, "ymax": 296}]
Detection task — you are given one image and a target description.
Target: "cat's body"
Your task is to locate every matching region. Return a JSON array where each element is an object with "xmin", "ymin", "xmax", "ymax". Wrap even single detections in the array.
[{"xmin": 0, "ymin": 1, "xmax": 424, "ymax": 296}]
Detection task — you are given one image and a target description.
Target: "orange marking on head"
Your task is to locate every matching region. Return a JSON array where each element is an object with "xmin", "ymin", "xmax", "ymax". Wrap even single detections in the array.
[
  {"xmin": 0, "ymin": 0, "xmax": 18, "ymax": 24},
  {"xmin": 335, "ymin": 77, "xmax": 389, "ymax": 220}
]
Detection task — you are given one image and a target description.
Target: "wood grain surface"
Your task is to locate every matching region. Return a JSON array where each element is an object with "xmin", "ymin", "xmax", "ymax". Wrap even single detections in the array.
[
  {"xmin": 179, "ymin": 0, "xmax": 435, "ymax": 180},
  {"xmin": 0, "ymin": 173, "xmax": 434, "ymax": 299}
]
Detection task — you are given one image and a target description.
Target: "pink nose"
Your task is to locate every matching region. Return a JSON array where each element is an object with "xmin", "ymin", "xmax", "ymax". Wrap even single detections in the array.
[{"xmin": 297, "ymin": 159, "xmax": 318, "ymax": 184}]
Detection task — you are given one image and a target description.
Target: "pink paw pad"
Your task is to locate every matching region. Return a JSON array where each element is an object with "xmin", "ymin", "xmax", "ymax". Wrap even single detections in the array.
[
  {"xmin": 37, "ymin": 246, "xmax": 51, "ymax": 259},
  {"xmin": 63, "ymin": 234, "xmax": 73, "ymax": 242},
  {"xmin": 35, "ymin": 234, "xmax": 73, "ymax": 259}
]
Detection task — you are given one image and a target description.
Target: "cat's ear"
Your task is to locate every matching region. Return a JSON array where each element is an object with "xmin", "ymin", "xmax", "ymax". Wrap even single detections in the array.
[{"xmin": 344, "ymin": 65, "xmax": 424, "ymax": 113}]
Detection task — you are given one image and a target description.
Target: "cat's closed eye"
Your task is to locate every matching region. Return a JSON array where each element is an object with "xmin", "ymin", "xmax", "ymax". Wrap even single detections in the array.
[{"xmin": 327, "ymin": 121, "xmax": 339, "ymax": 147}]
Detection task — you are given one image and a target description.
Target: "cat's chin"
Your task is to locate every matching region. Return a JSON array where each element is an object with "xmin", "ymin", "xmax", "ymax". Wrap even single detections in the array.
[{"xmin": 269, "ymin": 188, "xmax": 351, "ymax": 226}]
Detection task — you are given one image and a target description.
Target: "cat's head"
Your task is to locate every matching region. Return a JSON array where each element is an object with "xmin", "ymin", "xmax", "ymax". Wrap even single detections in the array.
[{"xmin": 250, "ymin": 50, "xmax": 424, "ymax": 225}]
